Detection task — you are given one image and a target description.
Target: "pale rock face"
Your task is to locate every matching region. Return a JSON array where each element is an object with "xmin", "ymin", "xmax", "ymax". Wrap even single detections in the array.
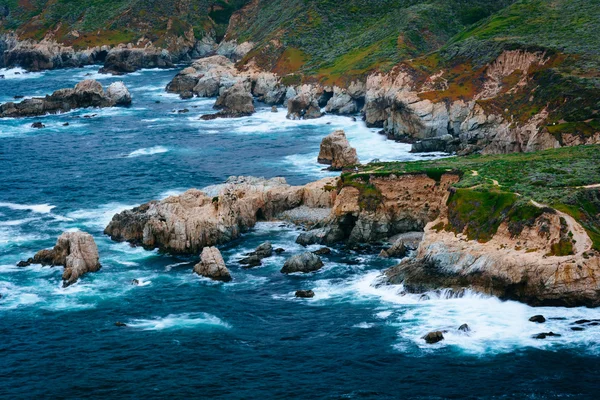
[
  {"xmin": 386, "ymin": 199, "xmax": 600, "ymax": 307},
  {"xmin": 104, "ymin": 176, "xmax": 339, "ymax": 255},
  {"xmin": 317, "ymin": 130, "xmax": 360, "ymax": 170},
  {"xmin": 216, "ymin": 40, "xmax": 254, "ymax": 61},
  {"xmin": 281, "ymin": 252, "xmax": 324, "ymax": 274},
  {"xmin": 106, "ymin": 81, "xmax": 132, "ymax": 106},
  {"xmin": 20, "ymin": 231, "xmax": 101, "ymax": 287},
  {"xmin": 194, "ymin": 247, "xmax": 232, "ymax": 282},
  {"xmin": 213, "ymin": 82, "xmax": 255, "ymax": 116},
  {"xmin": 325, "ymin": 87, "xmax": 357, "ymax": 114},
  {"xmin": 287, "ymin": 92, "xmax": 323, "ymax": 120}
]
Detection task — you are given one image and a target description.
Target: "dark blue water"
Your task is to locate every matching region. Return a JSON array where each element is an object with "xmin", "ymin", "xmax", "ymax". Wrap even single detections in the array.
[{"xmin": 1, "ymin": 66, "xmax": 599, "ymax": 399}]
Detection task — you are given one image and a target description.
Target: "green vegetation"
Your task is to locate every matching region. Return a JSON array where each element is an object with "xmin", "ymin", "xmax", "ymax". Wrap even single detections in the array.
[
  {"xmin": 231, "ymin": 0, "xmax": 514, "ymax": 84},
  {"xmin": 0, "ymin": 0, "xmax": 249, "ymax": 49},
  {"xmin": 343, "ymin": 145, "xmax": 600, "ymax": 249}
]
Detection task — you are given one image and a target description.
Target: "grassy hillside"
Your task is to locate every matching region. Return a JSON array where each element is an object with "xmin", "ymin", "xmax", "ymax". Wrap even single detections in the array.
[
  {"xmin": 230, "ymin": 0, "xmax": 514, "ymax": 84},
  {"xmin": 342, "ymin": 145, "xmax": 600, "ymax": 250},
  {"xmin": 0, "ymin": 0, "xmax": 248, "ymax": 49}
]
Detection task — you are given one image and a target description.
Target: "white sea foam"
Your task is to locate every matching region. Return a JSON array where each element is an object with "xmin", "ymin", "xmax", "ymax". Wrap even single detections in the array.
[
  {"xmin": 0, "ymin": 202, "xmax": 55, "ymax": 213},
  {"xmin": 0, "ymin": 217, "xmax": 38, "ymax": 226},
  {"xmin": 305, "ymin": 271, "xmax": 600, "ymax": 355},
  {"xmin": 127, "ymin": 312, "xmax": 231, "ymax": 331},
  {"xmin": 67, "ymin": 202, "xmax": 136, "ymax": 229},
  {"xmin": 127, "ymin": 146, "xmax": 169, "ymax": 158},
  {"xmin": 0, "ymin": 67, "xmax": 43, "ymax": 80},
  {"xmin": 353, "ymin": 322, "xmax": 375, "ymax": 329}
]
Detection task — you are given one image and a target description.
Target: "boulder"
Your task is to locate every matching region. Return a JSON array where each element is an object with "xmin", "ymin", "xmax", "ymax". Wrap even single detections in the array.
[
  {"xmin": 313, "ymin": 247, "xmax": 331, "ymax": 255},
  {"xmin": 194, "ymin": 247, "xmax": 232, "ymax": 282},
  {"xmin": 281, "ymin": 252, "xmax": 324, "ymax": 274},
  {"xmin": 201, "ymin": 82, "xmax": 254, "ymax": 119},
  {"xmin": 287, "ymin": 93, "xmax": 323, "ymax": 120},
  {"xmin": 529, "ymin": 315, "xmax": 546, "ymax": 323},
  {"xmin": 379, "ymin": 238, "xmax": 407, "ymax": 258},
  {"xmin": 31, "ymin": 122, "xmax": 45, "ymax": 129},
  {"xmin": 422, "ymin": 331, "xmax": 444, "ymax": 344},
  {"xmin": 458, "ymin": 324, "xmax": 471, "ymax": 332},
  {"xmin": 18, "ymin": 231, "xmax": 101, "ymax": 287},
  {"xmin": 296, "ymin": 229, "xmax": 328, "ymax": 246},
  {"xmin": 239, "ymin": 241, "xmax": 273, "ymax": 267},
  {"xmin": 317, "ymin": 130, "xmax": 359, "ymax": 170},
  {"xmin": 106, "ymin": 81, "xmax": 132, "ymax": 106},
  {"xmin": 295, "ymin": 290, "xmax": 315, "ymax": 298},
  {"xmin": 532, "ymin": 332, "xmax": 561, "ymax": 339}
]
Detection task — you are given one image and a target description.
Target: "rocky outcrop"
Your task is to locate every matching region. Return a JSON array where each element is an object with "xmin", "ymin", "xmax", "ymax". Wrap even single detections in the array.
[
  {"xmin": 385, "ymin": 189, "xmax": 600, "ymax": 307},
  {"xmin": 201, "ymin": 82, "xmax": 254, "ymax": 119},
  {"xmin": 104, "ymin": 176, "xmax": 339, "ymax": 255},
  {"xmin": 239, "ymin": 241, "xmax": 273, "ymax": 267},
  {"xmin": 295, "ymin": 290, "xmax": 315, "ymax": 298},
  {"xmin": 0, "ymin": 80, "xmax": 131, "ymax": 118},
  {"xmin": 281, "ymin": 252, "xmax": 324, "ymax": 274},
  {"xmin": 18, "ymin": 231, "xmax": 101, "ymax": 287},
  {"xmin": 324, "ymin": 173, "xmax": 461, "ymax": 245},
  {"xmin": 379, "ymin": 237, "xmax": 407, "ymax": 258},
  {"xmin": 287, "ymin": 92, "xmax": 323, "ymax": 120},
  {"xmin": 99, "ymin": 46, "xmax": 173, "ymax": 75},
  {"xmin": 2, "ymin": 39, "xmax": 109, "ymax": 71},
  {"xmin": 317, "ymin": 130, "xmax": 360, "ymax": 170},
  {"xmin": 166, "ymin": 55, "xmax": 241, "ymax": 98},
  {"xmin": 194, "ymin": 247, "xmax": 232, "ymax": 282}
]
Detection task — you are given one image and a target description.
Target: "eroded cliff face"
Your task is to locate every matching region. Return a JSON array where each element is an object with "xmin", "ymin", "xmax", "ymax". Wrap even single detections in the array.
[
  {"xmin": 324, "ymin": 173, "xmax": 461, "ymax": 244},
  {"xmin": 385, "ymin": 186, "xmax": 600, "ymax": 307}
]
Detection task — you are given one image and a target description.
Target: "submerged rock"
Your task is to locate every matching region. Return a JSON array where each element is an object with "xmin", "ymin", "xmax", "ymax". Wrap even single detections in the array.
[
  {"xmin": 281, "ymin": 252, "xmax": 324, "ymax": 274},
  {"xmin": 18, "ymin": 231, "xmax": 101, "ymax": 287},
  {"xmin": 295, "ymin": 290, "xmax": 315, "ymax": 298},
  {"xmin": 31, "ymin": 122, "xmax": 44, "ymax": 129},
  {"xmin": 194, "ymin": 247, "xmax": 232, "ymax": 282},
  {"xmin": 317, "ymin": 130, "xmax": 360, "ymax": 170},
  {"xmin": 458, "ymin": 324, "xmax": 471, "ymax": 333},
  {"xmin": 422, "ymin": 331, "xmax": 444, "ymax": 344},
  {"xmin": 532, "ymin": 332, "xmax": 561, "ymax": 339},
  {"xmin": 0, "ymin": 79, "xmax": 131, "ymax": 118},
  {"xmin": 115, "ymin": 321, "xmax": 127, "ymax": 327}
]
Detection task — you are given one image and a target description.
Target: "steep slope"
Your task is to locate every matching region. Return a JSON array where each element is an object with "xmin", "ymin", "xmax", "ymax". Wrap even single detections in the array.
[
  {"xmin": 0, "ymin": 0, "xmax": 248, "ymax": 49},
  {"xmin": 228, "ymin": 0, "xmax": 515, "ymax": 84}
]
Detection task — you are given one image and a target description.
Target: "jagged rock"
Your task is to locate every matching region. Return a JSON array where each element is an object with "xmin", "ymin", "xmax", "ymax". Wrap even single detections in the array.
[
  {"xmin": 104, "ymin": 176, "xmax": 337, "ymax": 254},
  {"xmin": 287, "ymin": 93, "xmax": 323, "ymax": 120},
  {"xmin": 379, "ymin": 238, "xmax": 407, "ymax": 258},
  {"xmin": 281, "ymin": 252, "xmax": 324, "ymax": 274},
  {"xmin": 194, "ymin": 247, "xmax": 231, "ymax": 282},
  {"xmin": 166, "ymin": 55, "xmax": 239, "ymax": 98},
  {"xmin": 529, "ymin": 315, "xmax": 546, "ymax": 323},
  {"xmin": 411, "ymin": 135, "xmax": 459, "ymax": 153},
  {"xmin": 422, "ymin": 331, "xmax": 444, "ymax": 344},
  {"xmin": 313, "ymin": 247, "xmax": 331, "ymax": 255},
  {"xmin": 105, "ymin": 81, "xmax": 132, "ymax": 106},
  {"xmin": 317, "ymin": 130, "xmax": 360, "ymax": 170},
  {"xmin": 240, "ymin": 241, "xmax": 273, "ymax": 267},
  {"xmin": 295, "ymin": 290, "xmax": 315, "ymax": 298},
  {"xmin": 532, "ymin": 332, "xmax": 561, "ymax": 339},
  {"xmin": 325, "ymin": 87, "xmax": 358, "ymax": 114},
  {"xmin": 0, "ymin": 79, "xmax": 130, "ymax": 118},
  {"xmin": 201, "ymin": 82, "xmax": 254, "ymax": 119},
  {"xmin": 296, "ymin": 229, "xmax": 328, "ymax": 246},
  {"xmin": 31, "ymin": 122, "xmax": 44, "ymax": 129},
  {"xmin": 458, "ymin": 324, "xmax": 471, "ymax": 332},
  {"xmin": 131, "ymin": 279, "xmax": 139, "ymax": 286},
  {"xmin": 100, "ymin": 47, "xmax": 173, "ymax": 75},
  {"xmin": 18, "ymin": 231, "xmax": 101, "ymax": 287}
]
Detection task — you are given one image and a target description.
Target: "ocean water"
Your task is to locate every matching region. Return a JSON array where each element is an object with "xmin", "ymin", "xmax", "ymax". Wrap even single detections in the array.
[{"xmin": 0, "ymin": 66, "xmax": 599, "ymax": 399}]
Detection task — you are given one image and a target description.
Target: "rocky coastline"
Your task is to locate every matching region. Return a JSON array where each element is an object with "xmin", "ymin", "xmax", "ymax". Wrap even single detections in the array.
[{"xmin": 0, "ymin": 79, "xmax": 131, "ymax": 118}]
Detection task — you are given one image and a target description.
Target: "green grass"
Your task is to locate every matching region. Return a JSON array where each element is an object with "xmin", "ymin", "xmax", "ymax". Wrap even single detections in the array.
[{"xmin": 343, "ymin": 145, "xmax": 600, "ymax": 249}]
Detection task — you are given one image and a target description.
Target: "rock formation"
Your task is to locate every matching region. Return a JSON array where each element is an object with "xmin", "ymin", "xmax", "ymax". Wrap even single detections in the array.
[
  {"xmin": 201, "ymin": 82, "xmax": 254, "ymax": 119},
  {"xmin": 317, "ymin": 130, "xmax": 360, "ymax": 170},
  {"xmin": 281, "ymin": 252, "xmax": 324, "ymax": 274},
  {"xmin": 194, "ymin": 247, "xmax": 232, "ymax": 282},
  {"xmin": 239, "ymin": 241, "xmax": 273, "ymax": 267},
  {"xmin": 287, "ymin": 93, "xmax": 323, "ymax": 120},
  {"xmin": 99, "ymin": 47, "xmax": 173, "ymax": 75},
  {"xmin": 104, "ymin": 176, "xmax": 339, "ymax": 255},
  {"xmin": 0, "ymin": 79, "xmax": 131, "ymax": 118},
  {"xmin": 18, "ymin": 231, "xmax": 101, "ymax": 287}
]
